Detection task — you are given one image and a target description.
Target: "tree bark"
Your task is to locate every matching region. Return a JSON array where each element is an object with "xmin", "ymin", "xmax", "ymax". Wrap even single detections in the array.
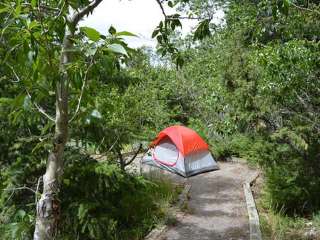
[
  {"xmin": 33, "ymin": 1, "xmax": 103, "ymax": 239},
  {"xmin": 116, "ymin": 146, "xmax": 126, "ymax": 172},
  {"xmin": 33, "ymin": 25, "xmax": 71, "ymax": 240}
]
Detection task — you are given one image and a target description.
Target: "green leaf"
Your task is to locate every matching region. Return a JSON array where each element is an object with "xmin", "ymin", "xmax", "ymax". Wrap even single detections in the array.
[
  {"xmin": 32, "ymin": 140, "xmax": 49, "ymax": 153},
  {"xmin": 107, "ymin": 44, "xmax": 128, "ymax": 56},
  {"xmin": 88, "ymin": 223, "xmax": 96, "ymax": 238},
  {"xmin": 115, "ymin": 31, "xmax": 137, "ymax": 37},
  {"xmin": 159, "ymin": 21, "xmax": 163, "ymax": 31},
  {"xmin": 9, "ymin": 223, "xmax": 20, "ymax": 239},
  {"xmin": 31, "ymin": 0, "xmax": 37, "ymax": 8},
  {"xmin": 13, "ymin": 94, "xmax": 26, "ymax": 108},
  {"xmin": 171, "ymin": 22, "xmax": 176, "ymax": 31},
  {"xmin": 175, "ymin": 54, "xmax": 184, "ymax": 69},
  {"xmin": 152, "ymin": 29, "xmax": 159, "ymax": 38},
  {"xmin": 0, "ymin": 5, "xmax": 9, "ymax": 14},
  {"xmin": 78, "ymin": 204, "xmax": 88, "ymax": 222},
  {"xmin": 15, "ymin": 2, "xmax": 21, "ymax": 16},
  {"xmin": 84, "ymin": 46, "xmax": 97, "ymax": 57},
  {"xmin": 81, "ymin": 219, "xmax": 89, "ymax": 233},
  {"xmin": 173, "ymin": 19, "xmax": 182, "ymax": 28},
  {"xmin": 15, "ymin": 209, "xmax": 26, "ymax": 219},
  {"xmin": 156, "ymin": 35, "xmax": 163, "ymax": 44},
  {"xmin": 194, "ymin": 19, "xmax": 211, "ymax": 41},
  {"xmin": 41, "ymin": 121, "xmax": 54, "ymax": 135},
  {"xmin": 23, "ymin": 95, "xmax": 31, "ymax": 110},
  {"xmin": 108, "ymin": 25, "xmax": 116, "ymax": 35},
  {"xmin": 168, "ymin": 1, "xmax": 173, "ymax": 8},
  {"xmin": 80, "ymin": 27, "xmax": 101, "ymax": 42},
  {"xmin": 63, "ymin": 178, "xmax": 70, "ymax": 186},
  {"xmin": 282, "ymin": 0, "xmax": 290, "ymax": 15},
  {"xmin": 28, "ymin": 20, "xmax": 39, "ymax": 30}
]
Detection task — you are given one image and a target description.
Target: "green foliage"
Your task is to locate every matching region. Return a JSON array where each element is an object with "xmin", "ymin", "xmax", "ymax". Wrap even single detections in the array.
[
  {"xmin": 1, "ymin": 0, "xmax": 320, "ymax": 237},
  {"xmin": 80, "ymin": 26, "xmax": 102, "ymax": 42},
  {"xmin": 258, "ymin": 190, "xmax": 320, "ymax": 239},
  {"xmin": 59, "ymin": 149, "xmax": 179, "ymax": 240},
  {"xmin": 206, "ymin": 0, "xmax": 319, "ymax": 215},
  {"xmin": 0, "ymin": 148, "xmax": 180, "ymax": 240},
  {"xmin": 156, "ymin": 0, "xmax": 320, "ymax": 216},
  {"xmin": 193, "ymin": 19, "xmax": 211, "ymax": 40}
]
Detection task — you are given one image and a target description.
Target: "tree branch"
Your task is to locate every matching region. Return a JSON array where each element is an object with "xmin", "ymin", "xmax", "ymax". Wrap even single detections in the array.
[
  {"xmin": 6, "ymin": 62, "xmax": 55, "ymax": 122},
  {"xmin": 125, "ymin": 143, "xmax": 143, "ymax": 167},
  {"xmin": 280, "ymin": 108, "xmax": 320, "ymax": 133},
  {"xmin": 69, "ymin": 59, "xmax": 95, "ymax": 123},
  {"xmin": 290, "ymin": 2, "xmax": 320, "ymax": 15},
  {"xmin": 26, "ymin": 89, "xmax": 55, "ymax": 122},
  {"xmin": 70, "ymin": 0, "xmax": 104, "ymax": 26},
  {"xmin": 167, "ymin": 16, "xmax": 208, "ymax": 20},
  {"xmin": 93, "ymin": 136, "xmax": 119, "ymax": 159},
  {"xmin": 3, "ymin": 186, "xmax": 37, "ymax": 207},
  {"xmin": 295, "ymin": 91, "xmax": 314, "ymax": 117},
  {"xmin": 35, "ymin": 176, "xmax": 43, "ymax": 205},
  {"xmin": 6, "ymin": 62, "xmax": 21, "ymax": 83},
  {"xmin": 155, "ymin": 0, "xmax": 167, "ymax": 18},
  {"xmin": 95, "ymin": 136, "xmax": 105, "ymax": 153},
  {"xmin": 107, "ymin": 136, "xmax": 120, "ymax": 153},
  {"xmin": 54, "ymin": 0, "xmax": 66, "ymax": 20},
  {"xmin": 3, "ymin": 186, "xmax": 37, "ymax": 194},
  {"xmin": 155, "ymin": 1, "xmax": 215, "ymax": 21},
  {"xmin": 116, "ymin": 146, "xmax": 125, "ymax": 171}
]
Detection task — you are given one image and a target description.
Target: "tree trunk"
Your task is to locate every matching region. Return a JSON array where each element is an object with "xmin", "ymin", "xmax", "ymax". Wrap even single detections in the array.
[
  {"xmin": 33, "ymin": 26, "xmax": 71, "ymax": 240},
  {"xmin": 33, "ymin": 135, "xmax": 67, "ymax": 240},
  {"xmin": 116, "ymin": 147, "xmax": 126, "ymax": 172},
  {"xmin": 32, "ymin": 2, "xmax": 103, "ymax": 239}
]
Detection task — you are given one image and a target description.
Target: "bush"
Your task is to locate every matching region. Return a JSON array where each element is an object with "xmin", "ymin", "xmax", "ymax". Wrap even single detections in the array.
[
  {"xmin": 0, "ymin": 148, "xmax": 180, "ymax": 240},
  {"xmin": 247, "ymin": 134, "xmax": 320, "ymax": 215},
  {"xmin": 213, "ymin": 131, "xmax": 320, "ymax": 215},
  {"xmin": 210, "ymin": 137, "xmax": 235, "ymax": 161},
  {"xmin": 258, "ymin": 191, "xmax": 320, "ymax": 239},
  {"xmin": 209, "ymin": 134, "xmax": 260, "ymax": 162}
]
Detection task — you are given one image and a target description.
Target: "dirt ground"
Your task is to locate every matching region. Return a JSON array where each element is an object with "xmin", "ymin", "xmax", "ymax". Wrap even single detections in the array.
[{"xmin": 156, "ymin": 161, "xmax": 259, "ymax": 240}]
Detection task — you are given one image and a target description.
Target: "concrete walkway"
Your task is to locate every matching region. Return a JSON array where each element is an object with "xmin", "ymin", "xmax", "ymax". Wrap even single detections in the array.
[{"xmin": 161, "ymin": 161, "xmax": 258, "ymax": 240}]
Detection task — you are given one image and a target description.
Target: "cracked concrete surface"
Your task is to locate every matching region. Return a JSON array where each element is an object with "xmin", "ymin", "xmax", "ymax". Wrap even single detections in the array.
[{"xmin": 161, "ymin": 161, "xmax": 258, "ymax": 240}]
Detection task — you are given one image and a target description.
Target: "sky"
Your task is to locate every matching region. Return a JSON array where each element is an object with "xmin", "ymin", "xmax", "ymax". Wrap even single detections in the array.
[{"xmin": 80, "ymin": 0, "xmax": 224, "ymax": 49}]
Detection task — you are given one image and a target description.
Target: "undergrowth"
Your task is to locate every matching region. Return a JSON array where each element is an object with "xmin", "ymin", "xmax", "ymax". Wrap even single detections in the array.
[
  {"xmin": 258, "ymin": 188, "xmax": 320, "ymax": 240},
  {"xmin": 212, "ymin": 132, "xmax": 320, "ymax": 215},
  {"xmin": 0, "ymin": 147, "xmax": 180, "ymax": 240}
]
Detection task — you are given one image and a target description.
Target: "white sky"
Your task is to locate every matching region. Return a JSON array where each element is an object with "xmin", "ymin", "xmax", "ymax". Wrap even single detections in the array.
[{"xmin": 81, "ymin": 0, "xmax": 224, "ymax": 48}]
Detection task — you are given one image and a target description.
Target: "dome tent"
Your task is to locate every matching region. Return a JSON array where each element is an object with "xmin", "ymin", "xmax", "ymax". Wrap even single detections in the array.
[{"xmin": 142, "ymin": 126, "xmax": 219, "ymax": 177}]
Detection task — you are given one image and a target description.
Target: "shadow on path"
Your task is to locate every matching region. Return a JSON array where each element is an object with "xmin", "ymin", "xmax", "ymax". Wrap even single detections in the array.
[{"xmin": 161, "ymin": 161, "xmax": 258, "ymax": 240}]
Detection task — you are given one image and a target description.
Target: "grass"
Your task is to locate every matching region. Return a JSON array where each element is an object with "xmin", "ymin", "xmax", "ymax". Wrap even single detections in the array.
[
  {"xmin": 144, "ymin": 175, "xmax": 183, "ymax": 228},
  {"xmin": 118, "ymin": 176, "xmax": 182, "ymax": 240},
  {"xmin": 164, "ymin": 212, "xmax": 178, "ymax": 226},
  {"xmin": 256, "ymin": 188, "xmax": 320, "ymax": 240}
]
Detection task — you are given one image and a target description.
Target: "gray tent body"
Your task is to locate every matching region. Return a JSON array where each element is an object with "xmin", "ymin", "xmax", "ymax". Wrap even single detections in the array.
[{"xmin": 142, "ymin": 138, "xmax": 219, "ymax": 177}]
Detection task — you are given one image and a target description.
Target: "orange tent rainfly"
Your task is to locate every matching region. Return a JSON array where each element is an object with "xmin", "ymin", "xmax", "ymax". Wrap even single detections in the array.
[
  {"xmin": 143, "ymin": 125, "xmax": 219, "ymax": 177},
  {"xmin": 151, "ymin": 125, "xmax": 209, "ymax": 156}
]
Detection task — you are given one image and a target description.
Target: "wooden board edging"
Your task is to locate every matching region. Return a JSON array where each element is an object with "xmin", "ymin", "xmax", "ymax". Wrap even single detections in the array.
[{"xmin": 243, "ymin": 182, "xmax": 262, "ymax": 240}]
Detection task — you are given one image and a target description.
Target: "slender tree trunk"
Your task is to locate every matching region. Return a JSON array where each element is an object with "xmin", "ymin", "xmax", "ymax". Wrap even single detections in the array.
[
  {"xmin": 33, "ymin": 2, "xmax": 103, "ymax": 239},
  {"xmin": 33, "ymin": 124, "xmax": 67, "ymax": 239},
  {"xmin": 33, "ymin": 25, "xmax": 71, "ymax": 240},
  {"xmin": 116, "ymin": 147, "xmax": 126, "ymax": 172}
]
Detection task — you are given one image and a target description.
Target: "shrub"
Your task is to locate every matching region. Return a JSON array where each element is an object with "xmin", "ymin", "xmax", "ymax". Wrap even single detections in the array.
[
  {"xmin": 251, "ymin": 135, "xmax": 320, "ymax": 215},
  {"xmin": 0, "ymin": 148, "xmax": 180, "ymax": 240}
]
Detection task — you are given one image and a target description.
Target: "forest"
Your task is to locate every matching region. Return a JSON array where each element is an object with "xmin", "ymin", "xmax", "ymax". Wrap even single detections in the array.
[{"xmin": 0, "ymin": 0, "xmax": 319, "ymax": 239}]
